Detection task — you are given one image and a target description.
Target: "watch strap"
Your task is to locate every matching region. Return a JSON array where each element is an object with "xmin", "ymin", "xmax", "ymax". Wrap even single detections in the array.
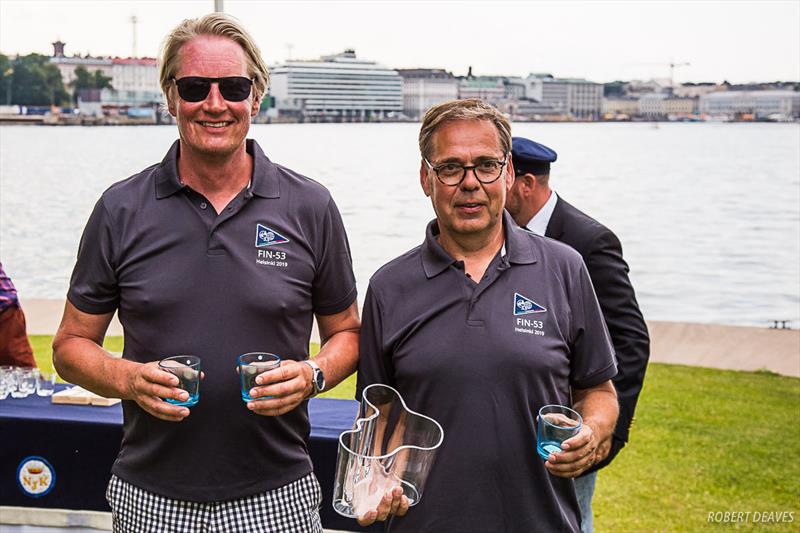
[{"xmin": 302, "ymin": 360, "xmax": 324, "ymax": 397}]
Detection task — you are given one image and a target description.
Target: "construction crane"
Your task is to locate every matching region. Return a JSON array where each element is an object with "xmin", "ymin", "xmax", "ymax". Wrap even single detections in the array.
[{"xmin": 669, "ymin": 61, "xmax": 690, "ymax": 87}]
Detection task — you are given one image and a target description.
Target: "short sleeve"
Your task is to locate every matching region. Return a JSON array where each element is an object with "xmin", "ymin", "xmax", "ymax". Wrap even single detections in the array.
[
  {"xmin": 67, "ymin": 197, "xmax": 120, "ymax": 314},
  {"xmin": 355, "ymin": 284, "xmax": 394, "ymax": 399},
  {"xmin": 312, "ymin": 197, "xmax": 357, "ymax": 315},
  {"xmin": 568, "ymin": 261, "xmax": 617, "ymax": 389}
]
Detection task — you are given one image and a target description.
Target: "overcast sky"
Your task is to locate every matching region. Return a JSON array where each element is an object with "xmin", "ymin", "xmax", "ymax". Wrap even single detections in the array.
[{"xmin": 1, "ymin": 0, "xmax": 798, "ymax": 84}]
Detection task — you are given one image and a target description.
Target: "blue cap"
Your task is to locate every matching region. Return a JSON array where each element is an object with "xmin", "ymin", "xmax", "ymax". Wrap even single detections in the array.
[{"xmin": 511, "ymin": 136, "xmax": 557, "ymax": 175}]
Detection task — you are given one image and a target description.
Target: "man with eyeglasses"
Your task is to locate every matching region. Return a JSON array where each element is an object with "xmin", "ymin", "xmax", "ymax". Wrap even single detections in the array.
[
  {"xmin": 506, "ymin": 137, "xmax": 650, "ymax": 533},
  {"xmin": 356, "ymin": 98, "xmax": 620, "ymax": 532},
  {"xmin": 53, "ymin": 14, "xmax": 359, "ymax": 532}
]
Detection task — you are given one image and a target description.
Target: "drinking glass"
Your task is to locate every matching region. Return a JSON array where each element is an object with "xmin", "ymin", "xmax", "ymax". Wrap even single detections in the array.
[
  {"xmin": 36, "ymin": 370, "xmax": 58, "ymax": 396},
  {"xmin": 0, "ymin": 366, "xmax": 13, "ymax": 400},
  {"xmin": 11, "ymin": 368, "xmax": 36, "ymax": 398},
  {"xmin": 158, "ymin": 355, "xmax": 201, "ymax": 407},
  {"xmin": 238, "ymin": 352, "xmax": 281, "ymax": 401},
  {"xmin": 537, "ymin": 404, "xmax": 582, "ymax": 460}
]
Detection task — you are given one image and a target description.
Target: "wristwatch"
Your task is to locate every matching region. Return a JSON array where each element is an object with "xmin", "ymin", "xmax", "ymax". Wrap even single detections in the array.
[{"xmin": 302, "ymin": 360, "xmax": 326, "ymax": 398}]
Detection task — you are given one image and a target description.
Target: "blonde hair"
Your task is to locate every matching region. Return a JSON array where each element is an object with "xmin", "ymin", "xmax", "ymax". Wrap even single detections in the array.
[
  {"xmin": 159, "ymin": 13, "xmax": 269, "ymax": 105},
  {"xmin": 418, "ymin": 99, "xmax": 512, "ymax": 160}
]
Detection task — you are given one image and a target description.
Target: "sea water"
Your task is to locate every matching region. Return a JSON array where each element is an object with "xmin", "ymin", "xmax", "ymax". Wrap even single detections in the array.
[{"xmin": 2, "ymin": 123, "xmax": 798, "ymax": 328}]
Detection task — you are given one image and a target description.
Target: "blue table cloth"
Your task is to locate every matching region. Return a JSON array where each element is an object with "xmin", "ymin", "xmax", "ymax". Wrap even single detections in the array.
[{"xmin": 0, "ymin": 386, "xmax": 377, "ymax": 531}]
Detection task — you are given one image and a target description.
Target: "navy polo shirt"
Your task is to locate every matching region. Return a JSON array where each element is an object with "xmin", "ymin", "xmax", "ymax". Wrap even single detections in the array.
[
  {"xmin": 68, "ymin": 139, "xmax": 357, "ymax": 501},
  {"xmin": 357, "ymin": 211, "xmax": 616, "ymax": 533}
]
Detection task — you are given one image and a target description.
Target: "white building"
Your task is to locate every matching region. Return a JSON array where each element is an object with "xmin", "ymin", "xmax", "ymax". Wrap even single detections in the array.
[
  {"xmin": 638, "ymin": 93, "xmax": 696, "ymax": 118},
  {"xmin": 397, "ymin": 69, "xmax": 458, "ymax": 119},
  {"xmin": 698, "ymin": 90, "xmax": 800, "ymax": 119},
  {"xmin": 672, "ymin": 83, "xmax": 720, "ymax": 98},
  {"xmin": 526, "ymin": 74, "xmax": 603, "ymax": 119},
  {"xmin": 602, "ymin": 98, "xmax": 639, "ymax": 116},
  {"xmin": 109, "ymin": 57, "xmax": 160, "ymax": 98},
  {"xmin": 269, "ymin": 50, "xmax": 403, "ymax": 121},
  {"xmin": 458, "ymin": 77, "xmax": 506, "ymax": 103},
  {"xmin": 49, "ymin": 41, "xmax": 160, "ymax": 106},
  {"xmin": 638, "ymin": 93, "xmax": 667, "ymax": 117}
]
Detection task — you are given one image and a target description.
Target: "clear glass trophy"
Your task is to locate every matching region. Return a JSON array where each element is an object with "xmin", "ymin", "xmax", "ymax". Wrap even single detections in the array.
[{"xmin": 333, "ymin": 384, "xmax": 444, "ymax": 518}]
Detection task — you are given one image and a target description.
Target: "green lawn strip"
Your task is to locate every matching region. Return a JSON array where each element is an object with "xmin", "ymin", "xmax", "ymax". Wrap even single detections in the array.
[
  {"xmin": 29, "ymin": 336, "xmax": 800, "ymax": 531},
  {"xmin": 595, "ymin": 364, "xmax": 800, "ymax": 532}
]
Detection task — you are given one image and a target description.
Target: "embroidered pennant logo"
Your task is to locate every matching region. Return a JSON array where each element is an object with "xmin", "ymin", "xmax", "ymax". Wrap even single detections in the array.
[
  {"xmin": 513, "ymin": 292, "xmax": 547, "ymax": 315},
  {"xmin": 255, "ymin": 224, "xmax": 289, "ymax": 247}
]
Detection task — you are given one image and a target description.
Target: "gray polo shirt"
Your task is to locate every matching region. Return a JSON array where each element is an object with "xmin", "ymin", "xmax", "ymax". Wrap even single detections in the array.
[
  {"xmin": 357, "ymin": 211, "xmax": 616, "ymax": 533},
  {"xmin": 68, "ymin": 139, "xmax": 356, "ymax": 501}
]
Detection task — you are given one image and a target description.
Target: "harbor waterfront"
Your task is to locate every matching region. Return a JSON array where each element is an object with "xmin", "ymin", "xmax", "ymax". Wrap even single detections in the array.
[{"xmin": 1, "ymin": 121, "xmax": 799, "ymax": 328}]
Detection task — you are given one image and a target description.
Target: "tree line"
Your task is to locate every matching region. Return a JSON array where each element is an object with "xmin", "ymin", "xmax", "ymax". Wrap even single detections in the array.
[{"xmin": 0, "ymin": 53, "xmax": 112, "ymax": 107}]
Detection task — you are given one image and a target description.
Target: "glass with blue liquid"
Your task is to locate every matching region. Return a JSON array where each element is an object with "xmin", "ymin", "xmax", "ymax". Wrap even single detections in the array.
[
  {"xmin": 159, "ymin": 355, "xmax": 202, "ymax": 407},
  {"xmin": 537, "ymin": 405, "xmax": 582, "ymax": 460},
  {"xmin": 238, "ymin": 352, "xmax": 281, "ymax": 402}
]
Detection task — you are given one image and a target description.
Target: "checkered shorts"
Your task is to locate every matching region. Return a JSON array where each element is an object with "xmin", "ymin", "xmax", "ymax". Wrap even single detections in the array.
[{"xmin": 106, "ymin": 473, "xmax": 323, "ymax": 533}]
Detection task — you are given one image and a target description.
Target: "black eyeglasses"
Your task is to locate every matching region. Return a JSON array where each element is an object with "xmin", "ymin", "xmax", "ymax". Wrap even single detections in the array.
[
  {"xmin": 424, "ymin": 156, "xmax": 509, "ymax": 186},
  {"xmin": 172, "ymin": 76, "xmax": 253, "ymax": 102}
]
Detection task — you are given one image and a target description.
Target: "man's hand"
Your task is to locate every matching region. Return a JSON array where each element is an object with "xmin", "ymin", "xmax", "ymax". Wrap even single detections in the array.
[
  {"xmin": 593, "ymin": 433, "xmax": 613, "ymax": 465},
  {"xmin": 124, "ymin": 361, "xmax": 193, "ymax": 422},
  {"xmin": 356, "ymin": 486, "xmax": 410, "ymax": 527},
  {"xmin": 543, "ymin": 423, "xmax": 598, "ymax": 478},
  {"xmin": 545, "ymin": 379, "xmax": 618, "ymax": 478},
  {"xmin": 246, "ymin": 361, "xmax": 313, "ymax": 416}
]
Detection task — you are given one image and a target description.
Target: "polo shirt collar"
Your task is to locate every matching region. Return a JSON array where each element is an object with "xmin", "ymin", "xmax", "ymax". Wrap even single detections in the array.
[
  {"xmin": 247, "ymin": 139, "xmax": 281, "ymax": 199},
  {"xmin": 503, "ymin": 210, "xmax": 538, "ymax": 265},
  {"xmin": 154, "ymin": 140, "xmax": 183, "ymax": 199},
  {"xmin": 421, "ymin": 220, "xmax": 456, "ymax": 278},
  {"xmin": 421, "ymin": 210, "xmax": 537, "ymax": 279},
  {"xmin": 154, "ymin": 139, "xmax": 281, "ymax": 199}
]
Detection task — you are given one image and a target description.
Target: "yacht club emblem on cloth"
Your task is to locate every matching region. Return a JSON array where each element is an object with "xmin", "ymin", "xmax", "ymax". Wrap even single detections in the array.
[
  {"xmin": 255, "ymin": 224, "xmax": 290, "ymax": 247},
  {"xmin": 514, "ymin": 293, "xmax": 547, "ymax": 315},
  {"xmin": 17, "ymin": 456, "xmax": 55, "ymax": 497}
]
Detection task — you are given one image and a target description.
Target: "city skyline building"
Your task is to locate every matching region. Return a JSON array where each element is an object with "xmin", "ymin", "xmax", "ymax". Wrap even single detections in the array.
[
  {"xmin": 397, "ymin": 68, "xmax": 458, "ymax": 120},
  {"xmin": 47, "ymin": 40, "xmax": 160, "ymax": 109},
  {"xmin": 269, "ymin": 50, "xmax": 403, "ymax": 121},
  {"xmin": 698, "ymin": 90, "xmax": 800, "ymax": 119},
  {"xmin": 536, "ymin": 75, "xmax": 603, "ymax": 119},
  {"xmin": 3, "ymin": 37, "xmax": 797, "ymax": 123}
]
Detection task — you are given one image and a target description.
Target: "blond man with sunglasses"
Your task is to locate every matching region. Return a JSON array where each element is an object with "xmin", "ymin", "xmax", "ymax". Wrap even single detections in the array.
[{"xmin": 54, "ymin": 14, "xmax": 361, "ymax": 532}]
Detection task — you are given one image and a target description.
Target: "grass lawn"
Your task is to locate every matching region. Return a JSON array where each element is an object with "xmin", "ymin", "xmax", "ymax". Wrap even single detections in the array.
[
  {"xmin": 595, "ymin": 364, "xmax": 800, "ymax": 532},
  {"xmin": 30, "ymin": 336, "xmax": 799, "ymax": 531}
]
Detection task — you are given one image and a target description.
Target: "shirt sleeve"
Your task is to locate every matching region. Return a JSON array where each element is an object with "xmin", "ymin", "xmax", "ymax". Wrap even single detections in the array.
[
  {"xmin": 567, "ymin": 260, "xmax": 617, "ymax": 390},
  {"xmin": 312, "ymin": 197, "xmax": 357, "ymax": 316},
  {"xmin": 355, "ymin": 284, "xmax": 394, "ymax": 400},
  {"xmin": 67, "ymin": 197, "xmax": 120, "ymax": 315}
]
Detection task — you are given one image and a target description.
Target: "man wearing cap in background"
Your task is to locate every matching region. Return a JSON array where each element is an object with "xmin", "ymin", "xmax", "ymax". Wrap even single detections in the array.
[{"xmin": 505, "ymin": 137, "xmax": 650, "ymax": 533}]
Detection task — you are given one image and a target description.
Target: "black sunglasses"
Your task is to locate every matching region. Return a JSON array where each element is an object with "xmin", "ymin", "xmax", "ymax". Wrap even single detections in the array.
[{"xmin": 172, "ymin": 76, "xmax": 253, "ymax": 102}]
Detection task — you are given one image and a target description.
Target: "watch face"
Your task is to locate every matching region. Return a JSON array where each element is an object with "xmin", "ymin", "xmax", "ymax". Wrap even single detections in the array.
[{"xmin": 314, "ymin": 370, "xmax": 325, "ymax": 391}]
